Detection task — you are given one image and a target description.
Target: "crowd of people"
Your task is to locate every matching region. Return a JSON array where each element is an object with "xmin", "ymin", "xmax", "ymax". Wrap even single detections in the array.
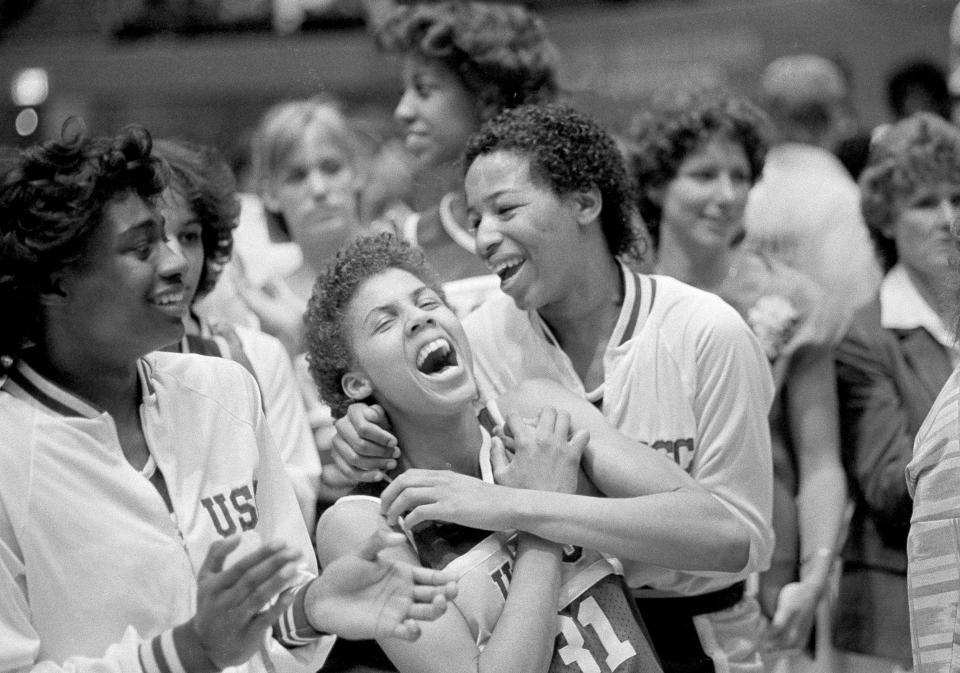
[{"xmin": 2, "ymin": 2, "xmax": 960, "ymax": 673}]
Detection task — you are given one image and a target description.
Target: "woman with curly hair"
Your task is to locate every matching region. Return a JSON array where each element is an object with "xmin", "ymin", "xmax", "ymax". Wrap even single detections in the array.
[
  {"xmin": 836, "ymin": 113, "xmax": 960, "ymax": 669},
  {"xmin": 307, "ymin": 233, "xmax": 662, "ymax": 673},
  {"xmin": 152, "ymin": 138, "xmax": 323, "ymax": 530},
  {"xmin": 330, "ymin": 104, "xmax": 776, "ymax": 673},
  {"xmin": 371, "ymin": 0, "xmax": 559, "ymax": 314},
  {"xmin": 0, "ymin": 124, "xmax": 458, "ymax": 673},
  {"xmin": 628, "ymin": 87, "xmax": 849, "ymax": 663}
]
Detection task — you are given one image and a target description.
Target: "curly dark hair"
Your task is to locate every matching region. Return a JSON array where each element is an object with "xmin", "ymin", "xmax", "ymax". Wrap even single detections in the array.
[
  {"xmin": 860, "ymin": 112, "xmax": 960, "ymax": 271},
  {"xmin": 464, "ymin": 103, "xmax": 640, "ymax": 260},
  {"xmin": 153, "ymin": 139, "xmax": 240, "ymax": 300},
  {"xmin": 626, "ymin": 87, "xmax": 769, "ymax": 248},
  {"xmin": 376, "ymin": 1, "xmax": 558, "ymax": 122},
  {"xmin": 304, "ymin": 233, "xmax": 445, "ymax": 417},
  {"xmin": 0, "ymin": 124, "xmax": 166, "ymax": 368}
]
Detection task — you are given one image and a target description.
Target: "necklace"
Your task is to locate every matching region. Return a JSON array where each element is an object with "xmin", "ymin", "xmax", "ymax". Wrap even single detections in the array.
[{"xmin": 438, "ymin": 192, "xmax": 476, "ymax": 252}]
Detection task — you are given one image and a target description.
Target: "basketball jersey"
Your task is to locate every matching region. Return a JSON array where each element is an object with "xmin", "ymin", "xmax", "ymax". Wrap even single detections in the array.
[{"xmin": 333, "ymin": 420, "xmax": 662, "ymax": 673}]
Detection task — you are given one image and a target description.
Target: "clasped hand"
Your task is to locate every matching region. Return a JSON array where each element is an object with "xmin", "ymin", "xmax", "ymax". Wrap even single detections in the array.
[{"xmin": 379, "ymin": 407, "xmax": 589, "ymax": 530}]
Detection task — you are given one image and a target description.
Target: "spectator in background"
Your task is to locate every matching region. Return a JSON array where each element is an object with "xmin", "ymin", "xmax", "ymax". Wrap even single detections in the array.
[
  {"xmin": 628, "ymin": 87, "xmax": 848, "ymax": 664},
  {"xmin": 371, "ymin": 0, "xmax": 559, "ymax": 314},
  {"xmin": 836, "ymin": 113, "xmax": 960, "ymax": 670},
  {"xmin": 196, "ymin": 98, "xmax": 373, "ymax": 488},
  {"xmin": 746, "ymin": 53, "xmax": 882, "ymax": 321},
  {"xmin": 887, "ymin": 60, "xmax": 951, "ymax": 122},
  {"xmin": 239, "ymin": 97, "xmax": 368, "ymax": 355},
  {"xmin": 948, "ymin": 1, "xmax": 960, "ymax": 126},
  {"xmin": 152, "ymin": 138, "xmax": 324, "ymax": 530}
]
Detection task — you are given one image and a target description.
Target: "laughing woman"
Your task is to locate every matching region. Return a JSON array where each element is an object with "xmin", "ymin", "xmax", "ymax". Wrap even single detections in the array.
[
  {"xmin": 308, "ymin": 233, "xmax": 662, "ymax": 673},
  {"xmin": 0, "ymin": 126, "xmax": 455, "ymax": 673},
  {"xmin": 329, "ymin": 105, "xmax": 775, "ymax": 673}
]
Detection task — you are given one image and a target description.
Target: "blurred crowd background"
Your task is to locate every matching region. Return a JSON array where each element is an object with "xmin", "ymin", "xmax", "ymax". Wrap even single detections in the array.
[{"xmin": 0, "ymin": 0, "xmax": 954, "ymax": 163}]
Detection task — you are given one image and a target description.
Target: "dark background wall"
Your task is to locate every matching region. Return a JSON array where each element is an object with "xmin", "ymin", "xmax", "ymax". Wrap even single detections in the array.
[{"xmin": 0, "ymin": 0, "xmax": 954, "ymax": 154}]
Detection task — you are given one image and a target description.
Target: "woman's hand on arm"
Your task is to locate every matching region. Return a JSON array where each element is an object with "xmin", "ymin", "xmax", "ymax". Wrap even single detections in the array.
[
  {"xmin": 380, "ymin": 405, "xmax": 588, "ymax": 530},
  {"xmin": 328, "ymin": 402, "xmax": 400, "ymax": 484}
]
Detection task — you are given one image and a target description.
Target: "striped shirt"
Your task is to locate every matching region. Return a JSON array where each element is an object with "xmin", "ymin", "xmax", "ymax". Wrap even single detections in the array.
[{"xmin": 906, "ymin": 366, "xmax": 960, "ymax": 672}]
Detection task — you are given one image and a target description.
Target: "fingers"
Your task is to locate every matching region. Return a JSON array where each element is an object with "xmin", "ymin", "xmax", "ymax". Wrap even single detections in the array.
[
  {"xmin": 411, "ymin": 566, "xmax": 457, "ymax": 598},
  {"xmin": 198, "ymin": 535, "xmax": 243, "ymax": 578},
  {"xmin": 504, "ymin": 412, "xmax": 534, "ymax": 444},
  {"xmin": 382, "ymin": 485, "xmax": 438, "ymax": 527},
  {"xmin": 214, "ymin": 541, "xmax": 301, "ymax": 596},
  {"xmin": 552, "ymin": 407, "xmax": 570, "ymax": 441},
  {"xmin": 569, "ymin": 428, "xmax": 591, "ymax": 455},
  {"xmin": 400, "ymin": 504, "xmax": 438, "ymax": 530},
  {"xmin": 331, "ymin": 433, "xmax": 394, "ymax": 483},
  {"xmin": 353, "ymin": 528, "xmax": 407, "ymax": 562},
  {"xmin": 380, "ymin": 469, "xmax": 439, "ymax": 519},
  {"xmin": 489, "ymin": 436, "xmax": 511, "ymax": 477},
  {"xmin": 390, "ymin": 619, "xmax": 422, "ymax": 642},
  {"xmin": 535, "ymin": 406, "xmax": 559, "ymax": 438},
  {"xmin": 346, "ymin": 403, "xmax": 399, "ymax": 455},
  {"xmin": 404, "ymin": 594, "xmax": 449, "ymax": 621}
]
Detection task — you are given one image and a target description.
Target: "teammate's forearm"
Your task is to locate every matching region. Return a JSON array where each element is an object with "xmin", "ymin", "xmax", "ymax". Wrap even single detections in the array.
[{"xmin": 502, "ymin": 489, "xmax": 750, "ymax": 573}]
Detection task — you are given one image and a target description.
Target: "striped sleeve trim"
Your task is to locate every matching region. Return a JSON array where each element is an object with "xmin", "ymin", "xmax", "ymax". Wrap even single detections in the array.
[
  {"xmin": 272, "ymin": 581, "xmax": 327, "ymax": 648},
  {"xmin": 138, "ymin": 625, "xmax": 217, "ymax": 673}
]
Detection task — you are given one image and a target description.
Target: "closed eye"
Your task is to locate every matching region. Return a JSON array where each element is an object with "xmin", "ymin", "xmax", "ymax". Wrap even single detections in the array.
[{"xmin": 373, "ymin": 316, "xmax": 395, "ymax": 333}]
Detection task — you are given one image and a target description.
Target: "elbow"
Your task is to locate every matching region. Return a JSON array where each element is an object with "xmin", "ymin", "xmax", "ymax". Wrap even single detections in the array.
[{"xmin": 713, "ymin": 517, "xmax": 752, "ymax": 573}]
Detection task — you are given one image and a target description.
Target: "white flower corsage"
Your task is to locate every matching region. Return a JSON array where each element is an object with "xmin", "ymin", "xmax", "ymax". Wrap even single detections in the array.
[{"xmin": 747, "ymin": 295, "xmax": 801, "ymax": 362}]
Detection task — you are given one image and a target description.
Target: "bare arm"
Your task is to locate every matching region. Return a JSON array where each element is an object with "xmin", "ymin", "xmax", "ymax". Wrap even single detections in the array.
[
  {"xmin": 493, "ymin": 379, "xmax": 751, "ymax": 572},
  {"xmin": 316, "ymin": 501, "xmax": 561, "ymax": 673},
  {"xmin": 766, "ymin": 347, "xmax": 848, "ymax": 649}
]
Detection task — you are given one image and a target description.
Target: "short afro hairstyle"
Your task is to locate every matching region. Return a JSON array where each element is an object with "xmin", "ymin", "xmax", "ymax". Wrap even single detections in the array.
[
  {"xmin": 464, "ymin": 103, "xmax": 641, "ymax": 260},
  {"xmin": 860, "ymin": 112, "xmax": 960, "ymax": 271},
  {"xmin": 0, "ymin": 123, "xmax": 166, "ymax": 368},
  {"xmin": 627, "ymin": 87, "xmax": 769, "ymax": 248},
  {"xmin": 153, "ymin": 139, "xmax": 240, "ymax": 300},
  {"xmin": 304, "ymin": 233, "xmax": 445, "ymax": 417},
  {"xmin": 376, "ymin": 1, "xmax": 559, "ymax": 122}
]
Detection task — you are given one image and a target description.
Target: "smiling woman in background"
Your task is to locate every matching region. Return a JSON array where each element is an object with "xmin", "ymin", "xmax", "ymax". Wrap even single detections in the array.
[
  {"xmin": 371, "ymin": 0, "xmax": 559, "ymax": 314},
  {"xmin": 627, "ymin": 88, "xmax": 848, "ymax": 663},
  {"xmin": 152, "ymin": 137, "xmax": 324, "ymax": 530}
]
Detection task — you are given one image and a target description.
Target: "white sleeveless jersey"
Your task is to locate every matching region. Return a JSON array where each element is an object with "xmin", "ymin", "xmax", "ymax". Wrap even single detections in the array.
[{"xmin": 336, "ymin": 427, "xmax": 661, "ymax": 673}]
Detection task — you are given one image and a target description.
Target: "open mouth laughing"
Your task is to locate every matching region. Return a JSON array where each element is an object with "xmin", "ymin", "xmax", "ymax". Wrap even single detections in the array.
[
  {"xmin": 415, "ymin": 337, "xmax": 459, "ymax": 376},
  {"xmin": 489, "ymin": 257, "xmax": 525, "ymax": 286}
]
